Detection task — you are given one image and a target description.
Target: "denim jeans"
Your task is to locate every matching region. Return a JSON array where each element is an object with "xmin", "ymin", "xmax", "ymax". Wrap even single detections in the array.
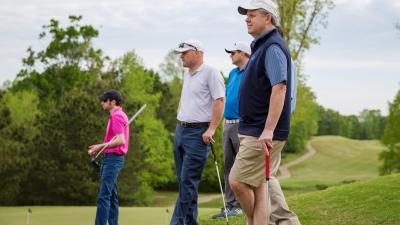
[
  {"xmin": 170, "ymin": 124, "xmax": 210, "ymax": 225},
  {"xmin": 95, "ymin": 154, "xmax": 124, "ymax": 225}
]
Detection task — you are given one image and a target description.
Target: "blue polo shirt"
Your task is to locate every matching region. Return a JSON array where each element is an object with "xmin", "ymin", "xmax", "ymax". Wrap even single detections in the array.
[{"xmin": 224, "ymin": 67, "xmax": 246, "ymax": 119}]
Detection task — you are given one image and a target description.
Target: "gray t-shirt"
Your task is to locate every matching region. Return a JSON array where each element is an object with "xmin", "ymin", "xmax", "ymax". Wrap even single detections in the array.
[{"xmin": 177, "ymin": 64, "xmax": 225, "ymax": 122}]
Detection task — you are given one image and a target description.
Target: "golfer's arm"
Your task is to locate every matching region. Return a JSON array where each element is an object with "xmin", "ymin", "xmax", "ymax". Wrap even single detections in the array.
[
  {"xmin": 209, "ymin": 97, "xmax": 225, "ymax": 131},
  {"xmin": 264, "ymin": 83, "xmax": 286, "ymax": 131},
  {"xmin": 104, "ymin": 134, "xmax": 125, "ymax": 148}
]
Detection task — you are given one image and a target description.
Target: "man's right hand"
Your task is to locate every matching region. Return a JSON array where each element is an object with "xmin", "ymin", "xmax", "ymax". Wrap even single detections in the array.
[
  {"xmin": 258, "ymin": 129, "xmax": 274, "ymax": 155},
  {"xmin": 88, "ymin": 144, "xmax": 103, "ymax": 156}
]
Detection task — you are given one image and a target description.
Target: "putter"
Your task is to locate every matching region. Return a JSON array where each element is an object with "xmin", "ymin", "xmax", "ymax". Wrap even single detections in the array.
[
  {"xmin": 90, "ymin": 104, "xmax": 147, "ymax": 167},
  {"xmin": 266, "ymin": 146, "xmax": 271, "ymax": 225},
  {"xmin": 210, "ymin": 138, "xmax": 229, "ymax": 225}
]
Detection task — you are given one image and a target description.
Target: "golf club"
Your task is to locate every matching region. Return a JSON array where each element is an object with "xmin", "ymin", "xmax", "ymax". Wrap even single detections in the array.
[
  {"xmin": 266, "ymin": 146, "xmax": 271, "ymax": 225},
  {"xmin": 90, "ymin": 104, "xmax": 147, "ymax": 167},
  {"xmin": 210, "ymin": 137, "xmax": 229, "ymax": 225}
]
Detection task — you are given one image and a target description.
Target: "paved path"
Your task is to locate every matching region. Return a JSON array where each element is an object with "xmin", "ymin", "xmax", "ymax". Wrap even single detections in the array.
[{"xmin": 278, "ymin": 142, "xmax": 316, "ymax": 180}]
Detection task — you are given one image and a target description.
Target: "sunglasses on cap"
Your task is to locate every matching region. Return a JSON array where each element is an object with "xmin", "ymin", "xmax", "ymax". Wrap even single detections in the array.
[{"xmin": 179, "ymin": 42, "xmax": 198, "ymax": 51}]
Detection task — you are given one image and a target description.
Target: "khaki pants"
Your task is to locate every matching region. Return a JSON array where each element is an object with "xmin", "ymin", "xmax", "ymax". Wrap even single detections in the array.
[
  {"xmin": 230, "ymin": 135, "xmax": 301, "ymax": 225},
  {"xmin": 269, "ymin": 140, "xmax": 301, "ymax": 225}
]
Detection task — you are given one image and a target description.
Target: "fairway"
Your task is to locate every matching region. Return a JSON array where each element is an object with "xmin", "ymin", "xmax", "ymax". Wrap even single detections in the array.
[
  {"xmin": 281, "ymin": 136, "xmax": 385, "ymax": 194},
  {"xmin": 0, "ymin": 206, "xmax": 216, "ymax": 225}
]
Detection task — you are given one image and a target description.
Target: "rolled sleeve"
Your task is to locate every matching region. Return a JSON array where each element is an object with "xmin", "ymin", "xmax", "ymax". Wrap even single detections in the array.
[{"xmin": 265, "ymin": 44, "xmax": 288, "ymax": 86}]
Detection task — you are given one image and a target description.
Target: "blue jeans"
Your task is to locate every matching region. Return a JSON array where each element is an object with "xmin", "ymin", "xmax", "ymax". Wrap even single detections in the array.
[
  {"xmin": 170, "ymin": 124, "xmax": 210, "ymax": 225},
  {"xmin": 95, "ymin": 154, "xmax": 124, "ymax": 225}
]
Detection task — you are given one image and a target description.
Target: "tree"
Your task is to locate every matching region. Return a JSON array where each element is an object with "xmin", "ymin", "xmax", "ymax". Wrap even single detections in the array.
[
  {"xmin": 278, "ymin": 0, "xmax": 334, "ymax": 63},
  {"xmin": 5, "ymin": 16, "xmax": 174, "ymax": 205},
  {"xmin": 277, "ymin": 0, "xmax": 334, "ymax": 153},
  {"xmin": 159, "ymin": 51, "xmax": 185, "ymax": 81},
  {"xmin": 358, "ymin": 109, "xmax": 386, "ymax": 140},
  {"xmin": 379, "ymin": 90, "xmax": 400, "ymax": 175},
  {"xmin": 117, "ymin": 51, "xmax": 174, "ymax": 204},
  {"xmin": 286, "ymin": 82, "xmax": 319, "ymax": 152},
  {"xmin": 0, "ymin": 91, "xmax": 39, "ymax": 204},
  {"xmin": 13, "ymin": 15, "xmax": 108, "ymax": 102},
  {"xmin": 158, "ymin": 51, "xmax": 184, "ymax": 133}
]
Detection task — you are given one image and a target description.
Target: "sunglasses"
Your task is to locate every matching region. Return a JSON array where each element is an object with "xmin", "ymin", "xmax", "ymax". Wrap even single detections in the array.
[{"xmin": 179, "ymin": 42, "xmax": 198, "ymax": 51}]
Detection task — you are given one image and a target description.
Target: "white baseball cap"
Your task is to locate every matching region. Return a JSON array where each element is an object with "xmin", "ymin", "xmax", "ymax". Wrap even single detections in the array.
[
  {"xmin": 238, "ymin": 0, "xmax": 279, "ymax": 25},
  {"xmin": 174, "ymin": 39, "xmax": 204, "ymax": 53},
  {"xmin": 225, "ymin": 42, "xmax": 251, "ymax": 55}
]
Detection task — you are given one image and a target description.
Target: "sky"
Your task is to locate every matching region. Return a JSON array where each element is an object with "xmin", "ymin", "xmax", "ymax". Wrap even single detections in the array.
[{"xmin": 0, "ymin": 0, "xmax": 399, "ymax": 115}]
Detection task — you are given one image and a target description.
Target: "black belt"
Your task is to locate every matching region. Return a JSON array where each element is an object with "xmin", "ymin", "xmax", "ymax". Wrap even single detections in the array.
[
  {"xmin": 178, "ymin": 121, "xmax": 210, "ymax": 128},
  {"xmin": 104, "ymin": 152, "xmax": 124, "ymax": 157}
]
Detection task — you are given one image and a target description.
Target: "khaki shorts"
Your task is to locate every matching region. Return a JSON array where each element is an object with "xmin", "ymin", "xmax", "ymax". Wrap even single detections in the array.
[{"xmin": 229, "ymin": 135, "xmax": 286, "ymax": 187}]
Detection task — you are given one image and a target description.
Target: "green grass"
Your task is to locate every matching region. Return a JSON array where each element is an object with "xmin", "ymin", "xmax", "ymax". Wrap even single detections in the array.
[
  {"xmin": 1, "ymin": 136, "xmax": 391, "ymax": 225},
  {"xmin": 290, "ymin": 173, "xmax": 400, "ymax": 225},
  {"xmin": 200, "ymin": 174, "xmax": 400, "ymax": 225},
  {"xmin": 0, "ymin": 206, "xmax": 216, "ymax": 225},
  {"xmin": 148, "ymin": 191, "xmax": 178, "ymax": 207},
  {"xmin": 281, "ymin": 136, "xmax": 385, "ymax": 196}
]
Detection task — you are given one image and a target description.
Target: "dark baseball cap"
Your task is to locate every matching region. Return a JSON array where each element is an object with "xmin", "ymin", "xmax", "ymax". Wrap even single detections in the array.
[{"xmin": 98, "ymin": 89, "xmax": 123, "ymax": 102}]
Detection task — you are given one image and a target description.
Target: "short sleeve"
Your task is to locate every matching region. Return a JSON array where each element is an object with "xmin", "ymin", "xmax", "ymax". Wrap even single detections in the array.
[
  {"xmin": 208, "ymin": 68, "xmax": 226, "ymax": 100},
  {"xmin": 111, "ymin": 114, "xmax": 125, "ymax": 135},
  {"xmin": 265, "ymin": 44, "xmax": 288, "ymax": 86}
]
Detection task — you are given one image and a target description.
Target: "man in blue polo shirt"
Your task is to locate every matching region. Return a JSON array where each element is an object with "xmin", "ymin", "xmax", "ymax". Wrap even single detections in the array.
[
  {"xmin": 211, "ymin": 42, "xmax": 250, "ymax": 219},
  {"xmin": 229, "ymin": 0, "xmax": 301, "ymax": 225}
]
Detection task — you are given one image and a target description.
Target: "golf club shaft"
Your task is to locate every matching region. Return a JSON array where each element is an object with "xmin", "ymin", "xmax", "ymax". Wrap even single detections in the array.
[
  {"xmin": 211, "ymin": 143, "xmax": 229, "ymax": 225},
  {"xmin": 266, "ymin": 147, "xmax": 271, "ymax": 225},
  {"xmin": 93, "ymin": 104, "xmax": 147, "ymax": 160}
]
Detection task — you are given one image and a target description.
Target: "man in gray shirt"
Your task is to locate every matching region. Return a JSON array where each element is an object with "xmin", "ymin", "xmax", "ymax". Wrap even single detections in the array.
[{"xmin": 170, "ymin": 39, "xmax": 225, "ymax": 225}]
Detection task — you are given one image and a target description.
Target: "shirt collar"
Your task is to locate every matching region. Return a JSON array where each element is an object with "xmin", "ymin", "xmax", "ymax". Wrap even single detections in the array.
[
  {"xmin": 237, "ymin": 62, "xmax": 249, "ymax": 73},
  {"xmin": 251, "ymin": 28, "xmax": 275, "ymax": 49},
  {"xmin": 110, "ymin": 106, "xmax": 122, "ymax": 116},
  {"xmin": 190, "ymin": 63, "xmax": 205, "ymax": 76}
]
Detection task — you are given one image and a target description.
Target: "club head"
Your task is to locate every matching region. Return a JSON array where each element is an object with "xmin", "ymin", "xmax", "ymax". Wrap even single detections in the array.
[{"xmin": 91, "ymin": 157, "xmax": 100, "ymax": 168}]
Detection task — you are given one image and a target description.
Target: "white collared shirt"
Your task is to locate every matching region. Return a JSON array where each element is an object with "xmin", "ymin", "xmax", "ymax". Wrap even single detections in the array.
[{"xmin": 177, "ymin": 64, "xmax": 225, "ymax": 122}]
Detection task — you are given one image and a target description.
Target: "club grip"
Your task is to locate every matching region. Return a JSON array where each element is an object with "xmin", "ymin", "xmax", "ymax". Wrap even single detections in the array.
[{"xmin": 266, "ymin": 148, "xmax": 270, "ymax": 181}]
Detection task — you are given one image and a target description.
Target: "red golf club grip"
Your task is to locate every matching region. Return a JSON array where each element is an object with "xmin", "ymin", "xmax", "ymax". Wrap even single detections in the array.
[{"xmin": 266, "ymin": 147, "xmax": 270, "ymax": 181}]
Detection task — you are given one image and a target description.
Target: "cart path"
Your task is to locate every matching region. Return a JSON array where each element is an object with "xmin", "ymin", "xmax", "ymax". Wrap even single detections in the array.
[{"xmin": 278, "ymin": 142, "xmax": 316, "ymax": 180}]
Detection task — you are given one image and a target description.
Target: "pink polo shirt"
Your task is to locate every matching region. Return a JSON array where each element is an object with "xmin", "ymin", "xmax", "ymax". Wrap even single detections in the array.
[{"xmin": 103, "ymin": 107, "xmax": 129, "ymax": 155}]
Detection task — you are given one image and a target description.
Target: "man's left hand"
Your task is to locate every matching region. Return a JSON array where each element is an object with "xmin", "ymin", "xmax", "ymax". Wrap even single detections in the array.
[
  {"xmin": 258, "ymin": 129, "xmax": 274, "ymax": 155},
  {"xmin": 202, "ymin": 128, "xmax": 215, "ymax": 145}
]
